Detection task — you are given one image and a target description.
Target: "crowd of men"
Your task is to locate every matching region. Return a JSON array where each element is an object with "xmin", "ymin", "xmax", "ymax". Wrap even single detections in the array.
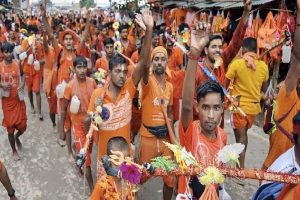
[{"xmin": 0, "ymin": 0, "xmax": 300, "ymax": 199}]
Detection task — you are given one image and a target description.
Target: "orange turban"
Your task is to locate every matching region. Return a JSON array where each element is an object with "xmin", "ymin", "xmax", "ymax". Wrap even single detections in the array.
[
  {"xmin": 150, "ymin": 46, "xmax": 171, "ymax": 77},
  {"xmin": 151, "ymin": 46, "xmax": 168, "ymax": 61}
]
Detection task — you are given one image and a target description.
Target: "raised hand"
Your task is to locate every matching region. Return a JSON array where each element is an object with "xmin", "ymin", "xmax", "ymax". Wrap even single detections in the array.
[
  {"xmin": 190, "ymin": 22, "xmax": 210, "ymax": 56},
  {"xmin": 135, "ymin": 13, "xmax": 146, "ymax": 31},
  {"xmin": 141, "ymin": 8, "xmax": 154, "ymax": 29},
  {"xmin": 40, "ymin": 4, "xmax": 46, "ymax": 17},
  {"xmin": 86, "ymin": 9, "xmax": 92, "ymax": 21},
  {"xmin": 243, "ymin": 0, "xmax": 252, "ymax": 13}
]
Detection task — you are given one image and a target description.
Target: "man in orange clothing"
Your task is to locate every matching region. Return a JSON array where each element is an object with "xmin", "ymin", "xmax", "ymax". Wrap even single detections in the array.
[
  {"xmin": 42, "ymin": 26, "xmax": 57, "ymax": 129},
  {"xmin": 60, "ymin": 56, "xmax": 97, "ymax": 191},
  {"xmin": 20, "ymin": 25, "xmax": 44, "ymax": 120},
  {"xmin": 262, "ymin": 3, "xmax": 300, "ymax": 170},
  {"xmin": 253, "ymin": 111, "xmax": 300, "ymax": 200},
  {"xmin": 90, "ymin": 137, "xmax": 136, "ymax": 200},
  {"xmin": 85, "ymin": 8, "xmax": 153, "ymax": 180},
  {"xmin": 119, "ymin": 25, "xmax": 136, "ymax": 58},
  {"xmin": 0, "ymin": 161, "xmax": 18, "ymax": 200},
  {"xmin": 0, "ymin": 43, "xmax": 27, "ymax": 161},
  {"xmin": 139, "ymin": 46, "xmax": 175, "ymax": 200},
  {"xmin": 95, "ymin": 38, "xmax": 114, "ymax": 72},
  {"xmin": 41, "ymin": 5, "xmax": 91, "ymax": 146},
  {"xmin": 197, "ymin": 0, "xmax": 252, "ymax": 88},
  {"xmin": 179, "ymin": 26, "xmax": 227, "ymax": 199},
  {"xmin": 166, "ymin": 39, "xmax": 183, "ymax": 71}
]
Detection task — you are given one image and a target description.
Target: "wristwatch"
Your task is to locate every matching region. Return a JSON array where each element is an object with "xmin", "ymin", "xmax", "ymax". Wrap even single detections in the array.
[{"xmin": 8, "ymin": 189, "xmax": 15, "ymax": 197}]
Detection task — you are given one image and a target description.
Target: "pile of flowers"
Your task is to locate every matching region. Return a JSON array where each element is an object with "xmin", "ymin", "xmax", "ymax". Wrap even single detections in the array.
[{"xmin": 93, "ymin": 68, "xmax": 107, "ymax": 86}]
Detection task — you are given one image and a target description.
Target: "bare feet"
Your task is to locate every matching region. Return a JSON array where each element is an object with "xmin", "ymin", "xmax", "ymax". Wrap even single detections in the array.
[
  {"xmin": 38, "ymin": 114, "xmax": 43, "ymax": 121},
  {"xmin": 53, "ymin": 126, "xmax": 57, "ymax": 134},
  {"xmin": 15, "ymin": 136, "xmax": 22, "ymax": 151},
  {"xmin": 68, "ymin": 154, "xmax": 75, "ymax": 164},
  {"xmin": 30, "ymin": 107, "xmax": 36, "ymax": 114},
  {"xmin": 12, "ymin": 152, "xmax": 21, "ymax": 161},
  {"xmin": 57, "ymin": 138, "xmax": 66, "ymax": 147}
]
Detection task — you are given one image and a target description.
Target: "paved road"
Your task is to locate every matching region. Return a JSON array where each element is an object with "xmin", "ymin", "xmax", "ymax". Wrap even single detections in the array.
[{"xmin": 0, "ymin": 92, "xmax": 269, "ymax": 200}]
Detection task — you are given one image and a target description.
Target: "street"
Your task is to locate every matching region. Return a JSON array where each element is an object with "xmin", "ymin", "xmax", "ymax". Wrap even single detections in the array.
[{"xmin": 0, "ymin": 92, "xmax": 269, "ymax": 200}]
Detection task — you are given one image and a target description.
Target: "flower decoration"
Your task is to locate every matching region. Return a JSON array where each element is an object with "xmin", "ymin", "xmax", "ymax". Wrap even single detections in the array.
[
  {"xmin": 213, "ymin": 56, "xmax": 223, "ymax": 69},
  {"xmin": 27, "ymin": 34, "xmax": 36, "ymax": 46},
  {"xmin": 151, "ymin": 156, "xmax": 177, "ymax": 172},
  {"xmin": 113, "ymin": 22, "xmax": 120, "ymax": 30},
  {"xmin": 163, "ymin": 142, "xmax": 198, "ymax": 172},
  {"xmin": 94, "ymin": 68, "xmax": 107, "ymax": 86},
  {"xmin": 128, "ymin": 20, "xmax": 133, "ymax": 26},
  {"xmin": 199, "ymin": 166, "xmax": 225, "ymax": 186},
  {"xmin": 114, "ymin": 41, "xmax": 123, "ymax": 53},
  {"xmin": 90, "ymin": 106, "xmax": 110, "ymax": 130},
  {"xmin": 120, "ymin": 162, "xmax": 142, "ymax": 185},
  {"xmin": 216, "ymin": 143, "xmax": 245, "ymax": 167}
]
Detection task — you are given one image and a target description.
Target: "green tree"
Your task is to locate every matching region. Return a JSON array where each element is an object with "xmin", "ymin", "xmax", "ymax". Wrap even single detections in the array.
[
  {"xmin": 39, "ymin": 0, "xmax": 53, "ymax": 7},
  {"xmin": 80, "ymin": 0, "xmax": 96, "ymax": 8}
]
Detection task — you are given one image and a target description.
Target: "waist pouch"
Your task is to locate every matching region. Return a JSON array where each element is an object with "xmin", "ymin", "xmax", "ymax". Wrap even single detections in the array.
[{"xmin": 143, "ymin": 124, "xmax": 168, "ymax": 138}]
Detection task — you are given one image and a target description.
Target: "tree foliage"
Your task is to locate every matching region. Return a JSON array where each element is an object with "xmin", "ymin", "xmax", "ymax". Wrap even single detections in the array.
[
  {"xmin": 38, "ymin": 0, "xmax": 53, "ymax": 7},
  {"xmin": 80, "ymin": 0, "xmax": 96, "ymax": 8}
]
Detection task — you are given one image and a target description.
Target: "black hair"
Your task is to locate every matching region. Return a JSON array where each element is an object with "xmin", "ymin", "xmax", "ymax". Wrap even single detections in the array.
[
  {"xmin": 152, "ymin": 29, "xmax": 160, "ymax": 38},
  {"xmin": 103, "ymin": 38, "xmax": 114, "ymax": 46},
  {"xmin": 196, "ymin": 80, "xmax": 225, "ymax": 103},
  {"xmin": 107, "ymin": 136, "xmax": 128, "ymax": 155},
  {"xmin": 118, "ymin": 24, "xmax": 128, "ymax": 32},
  {"xmin": 27, "ymin": 25, "xmax": 38, "ymax": 34},
  {"xmin": 242, "ymin": 37, "xmax": 257, "ymax": 53},
  {"xmin": 73, "ymin": 56, "xmax": 87, "ymax": 67},
  {"xmin": 109, "ymin": 54, "xmax": 127, "ymax": 71},
  {"xmin": 207, "ymin": 34, "xmax": 223, "ymax": 47},
  {"xmin": 1, "ymin": 42, "xmax": 14, "ymax": 52}
]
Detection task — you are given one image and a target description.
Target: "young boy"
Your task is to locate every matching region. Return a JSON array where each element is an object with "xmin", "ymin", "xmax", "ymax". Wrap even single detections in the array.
[
  {"xmin": 0, "ymin": 42, "xmax": 26, "ymax": 161},
  {"xmin": 90, "ymin": 136, "xmax": 136, "ymax": 200},
  {"xmin": 59, "ymin": 56, "xmax": 97, "ymax": 191}
]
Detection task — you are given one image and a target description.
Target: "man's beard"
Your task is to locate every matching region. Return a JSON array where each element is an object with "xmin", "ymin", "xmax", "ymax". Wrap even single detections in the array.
[{"xmin": 154, "ymin": 67, "xmax": 165, "ymax": 75}]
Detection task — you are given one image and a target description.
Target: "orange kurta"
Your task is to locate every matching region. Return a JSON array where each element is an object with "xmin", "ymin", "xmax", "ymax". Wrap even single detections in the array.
[
  {"xmin": 178, "ymin": 120, "xmax": 227, "ymax": 193},
  {"xmin": 168, "ymin": 47, "xmax": 183, "ymax": 71},
  {"xmin": 130, "ymin": 50, "xmax": 139, "ymax": 64},
  {"xmin": 64, "ymin": 77, "xmax": 96, "ymax": 167},
  {"xmin": 121, "ymin": 40, "xmax": 136, "ymax": 58},
  {"xmin": 140, "ymin": 75, "xmax": 173, "ymax": 138},
  {"xmin": 95, "ymin": 57, "xmax": 109, "ymax": 72},
  {"xmin": 90, "ymin": 175, "xmax": 136, "ymax": 200},
  {"xmin": 263, "ymin": 82, "xmax": 300, "ymax": 168},
  {"xmin": 44, "ymin": 46, "xmax": 58, "ymax": 114},
  {"xmin": 88, "ymin": 78, "xmax": 136, "ymax": 161},
  {"xmin": 0, "ymin": 60, "xmax": 27, "ymax": 133}
]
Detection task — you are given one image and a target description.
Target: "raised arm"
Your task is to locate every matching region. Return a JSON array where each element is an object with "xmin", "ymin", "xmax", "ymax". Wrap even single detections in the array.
[
  {"xmin": 42, "ymin": 26, "xmax": 49, "ymax": 52},
  {"xmin": 285, "ymin": 1, "xmax": 300, "ymax": 94},
  {"xmin": 40, "ymin": 5, "xmax": 58, "ymax": 50},
  {"xmin": 132, "ymin": 8, "xmax": 154, "ymax": 86},
  {"xmin": 223, "ymin": 0, "xmax": 252, "ymax": 69},
  {"xmin": 80, "ymin": 10, "xmax": 91, "ymax": 50},
  {"xmin": 181, "ymin": 27, "xmax": 209, "ymax": 131}
]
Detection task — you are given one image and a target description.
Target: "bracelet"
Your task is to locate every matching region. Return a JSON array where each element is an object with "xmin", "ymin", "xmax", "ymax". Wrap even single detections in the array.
[
  {"xmin": 8, "ymin": 189, "xmax": 15, "ymax": 197},
  {"xmin": 187, "ymin": 52, "xmax": 200, "ymax": 61}
]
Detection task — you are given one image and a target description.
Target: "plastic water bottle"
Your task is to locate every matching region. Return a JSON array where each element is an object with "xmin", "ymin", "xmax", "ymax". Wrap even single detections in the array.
[{"xmin": 70, "ymin": 95, "xmax": 80, "ymax": 114}]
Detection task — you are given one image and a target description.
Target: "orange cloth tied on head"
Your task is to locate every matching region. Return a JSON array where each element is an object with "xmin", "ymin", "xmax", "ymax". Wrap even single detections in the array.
[{"xmin": 150, "ymin": 46, "xmax": 171, "ymax": 77}]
